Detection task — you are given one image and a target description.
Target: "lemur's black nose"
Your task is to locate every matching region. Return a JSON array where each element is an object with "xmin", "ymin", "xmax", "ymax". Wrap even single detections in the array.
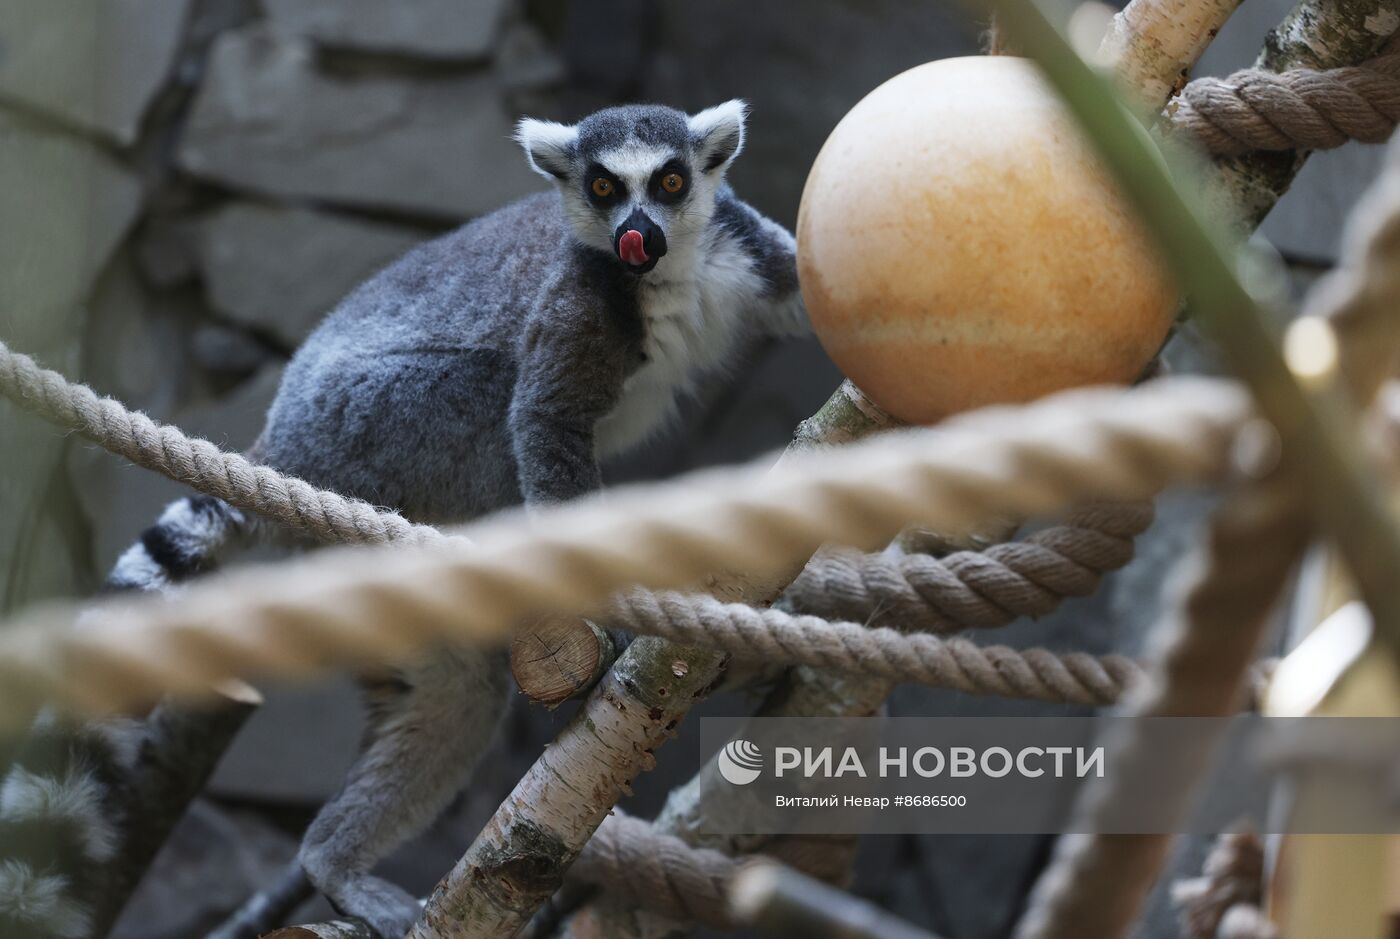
[{"xmin": 614, "ymin": 208, "xmax": 668, "ymax": 272}]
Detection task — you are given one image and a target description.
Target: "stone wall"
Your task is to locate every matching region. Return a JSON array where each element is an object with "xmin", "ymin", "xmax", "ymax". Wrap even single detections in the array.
[{"xmin": 0, "ymin": 0, "xmax": 984, "ymax": 614}]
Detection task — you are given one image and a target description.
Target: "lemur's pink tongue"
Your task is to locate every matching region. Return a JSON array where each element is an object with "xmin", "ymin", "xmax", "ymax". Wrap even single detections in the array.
[{"xmin": 619, "ymin": 229, "xmax": 649, "ymax": 266}]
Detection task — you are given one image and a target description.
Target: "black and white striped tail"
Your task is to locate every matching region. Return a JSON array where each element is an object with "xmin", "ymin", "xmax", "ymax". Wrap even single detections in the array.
[
  {"xmin": 0, "ymin": 716, "xmax": 140, "ymax": 939},
  {"xmin": 107, "ymin": 496, "xmax": 250, "ymax": 593},
  {"xmin": 0, "ymin": 495, "xmax": 250, "ymax": 937}
]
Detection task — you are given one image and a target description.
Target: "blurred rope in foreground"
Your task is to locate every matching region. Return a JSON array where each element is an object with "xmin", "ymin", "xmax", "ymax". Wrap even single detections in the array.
[{"xmin": 0, "ymin": 371, "xmax": 1249, "ymax": 728}]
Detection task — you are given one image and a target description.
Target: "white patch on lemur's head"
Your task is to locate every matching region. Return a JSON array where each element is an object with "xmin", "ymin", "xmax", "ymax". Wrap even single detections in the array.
[
  {"xmin": 597, "ymin": 141, "xmax": 674, "ymax": 194},
  {"xmin": 0, "ymin": 860, "xmax": 92, "ymax": 939},
  {"xmin": 688, "ymin": 99, "xmax": 747, "ymax": 173},
  {"xmin": 515, "ymin": 118, "xmax": 578, "ymax": 182},
  {"xmin": 1, "ymin": 765, "xmax": 120, "ymax": 862}
]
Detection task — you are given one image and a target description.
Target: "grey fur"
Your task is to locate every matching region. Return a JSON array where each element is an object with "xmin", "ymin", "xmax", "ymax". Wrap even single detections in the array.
[
  {"xmin": 9, "ymin": 101, "xmax": 808, "ymax": 939},
  {"xmin": 259, "ymin": 192, "xmax": 644, "ymax": 515}
]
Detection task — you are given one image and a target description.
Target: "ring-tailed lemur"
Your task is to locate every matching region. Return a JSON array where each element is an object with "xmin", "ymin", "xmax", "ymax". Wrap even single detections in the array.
[{"xmin": 1, "ymin": 100, "xmax": 808, "ymax": 939}]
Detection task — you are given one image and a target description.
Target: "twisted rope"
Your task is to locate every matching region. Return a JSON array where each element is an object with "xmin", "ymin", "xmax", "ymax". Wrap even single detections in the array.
[
  {"xmin": 1015, "ymin": 476, "xmax": 1309, "ymax": 939},
  {"xmin": 268, "ymin": 813, "xmax": 840, "ymax": 937},
  {"xmin": 277, "ymin": 771, "xmax": 1283, "ymax": 939},
  {"xmin": 1172, "ymin": 831, "xmax": 1275, "ymax": 939},
  {"xmin": 0, "ymin": 339, "xmax": 1146, "ymax": 639},
  {"xmin": 786, "ymin": 502, "xmax": 1153, "ymax": 632},
  {"xmin": 614, "ymin": 590, "xmax": 1277, "ymax": 706},
  {"xmin": 570, "ymin": 812, "xmax": 746, "ymax": 931},
  {"xmin": 615, "ymin": 590, "xmax": 1143, "ymax": 705},
  {"xmin": 0, "ymin": 341, "xmax": 444, "ymax": 547},
  {"xmin": 1215, "ymin": 906, "xmax": 1281, "ymax": 939},
  {"xmin": 0, "ymin": 336, "xmax": 1156, "ymax": 637},
  {"xmin": 1171, "ymin": 54, "xmax": 1400, "ymax": 154},
  {"xmin": 0, "ymin": 375, "xmax": 1251, "ymax": 727}
]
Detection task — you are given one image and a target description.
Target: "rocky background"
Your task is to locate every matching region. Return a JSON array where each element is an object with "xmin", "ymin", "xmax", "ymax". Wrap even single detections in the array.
[{"xmin": 0, "ymin": 1, "xmax": 1382, "ymax": 937}]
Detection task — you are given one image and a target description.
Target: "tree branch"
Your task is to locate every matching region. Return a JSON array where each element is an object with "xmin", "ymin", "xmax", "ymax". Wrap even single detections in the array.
[
  {"xmin": 1197, "ymin": 0, "xmax": 1400, "ymax": 228},
  {"xmin": 409, "ymin": 638, "xmax": 733, "ymax": 938},
  {"xmin": 91, "ymin": 687, "xmax": 262, "ymax": 936},
  {"xmin": 511, "ymin": 616, "xmax": 626, "ymax": 709},
  {"xmin": 1100, "ymin": 0, "xmax": 1249, "ymax": 115},
  {"xmin": 205, "ymin": 860, "xmax": 312, "ymax": 939},
  {"xmin": 263, "ymin": 922, "xmax": 376, "ymax": 939},
  {"xmin": 409, "ymin": 389, "xmax": 902, "ymax": 937}
]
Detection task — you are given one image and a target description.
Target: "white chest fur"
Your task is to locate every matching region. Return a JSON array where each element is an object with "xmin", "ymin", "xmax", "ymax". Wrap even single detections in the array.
[{"xmin": 595, "ymin": 235, "xmax": 765, "ymax": 457}]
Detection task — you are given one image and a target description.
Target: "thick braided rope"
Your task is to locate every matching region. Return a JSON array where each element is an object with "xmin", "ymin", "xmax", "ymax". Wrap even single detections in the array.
[
  {"xmin": 1016, "ymin": 477, "xmax": 1309, "ymax": 939},
  {"xmin": 1215, "ymin": 906, "xmax": 1281, "ymax": 939},
  {"xmin": 0, "ymin": 339, "xmax": 1224, "ymax": 719},
  {"xmin": 1171, "ymin": 54, "xmax": 1400, "ymax": 154},
  {"xmin": 0, "ymin": 341, "xmax": 443, "ymax": 547},
  {"xmin": 613, "ymin": 590, "xmax": 1143, "ymax": 705},
  {"xmin": 0, "ymin": 339, "xmax": 1145, "ymax": 633},
  {"xmin": 570, "ymin": 811, "xmax": 745, "ymax": 931},
  {"xmin": 616, "ymin": 590, "xmax": 1276, "ymax": 705},
  {"xmin": 0, "ymin": 376, "xmax": 1250, "ymax": 728},
  {"xmin": 525, "ymin": 781, "xmax": 1291, "ymax": 932},
  {"xmin": 786, "ymin": 501, "xmax": 1153, "ymax": 632},
  {"xmin": 0, "ymin": 340, "xmax": 1144, "ymax": 642},
  {"xmin": 1172, "ymin": 832, "xmax": 1272, "ymax": 939}
]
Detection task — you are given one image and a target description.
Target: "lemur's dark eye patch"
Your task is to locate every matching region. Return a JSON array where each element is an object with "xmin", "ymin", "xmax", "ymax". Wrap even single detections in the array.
[
  {"xmin": 651, "ymin": 160, "xmax": 690, "ymax": 203},
  {"xmin": 585, "ymin": 165, "xmax": 624, "ymax": 204}
]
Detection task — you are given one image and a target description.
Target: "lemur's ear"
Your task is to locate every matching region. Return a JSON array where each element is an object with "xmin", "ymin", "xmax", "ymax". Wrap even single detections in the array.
[
  {"xmin": 516, "ymin": 118, "xmax": 578, "ymax": 181},
  {"xmin": 689, "ymin": 100, "xmax": 747, "ymax": 173}
]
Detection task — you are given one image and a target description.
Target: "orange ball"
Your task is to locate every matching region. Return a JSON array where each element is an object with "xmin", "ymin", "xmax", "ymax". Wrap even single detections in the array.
[{"xmin": 797, "ymin": 56, "xmax": 1177, "ymax": 424}]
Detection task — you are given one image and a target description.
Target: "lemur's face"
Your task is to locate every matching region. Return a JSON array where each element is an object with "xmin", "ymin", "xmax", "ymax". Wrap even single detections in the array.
[{"xmin": 517, "ymin": 101, "xmax": 748, "ymax": 277}]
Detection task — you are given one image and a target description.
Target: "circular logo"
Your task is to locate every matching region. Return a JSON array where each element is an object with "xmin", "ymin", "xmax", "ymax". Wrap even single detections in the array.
[{"xmin": 717, "ymin": 739, "xmax": 763, "ymax": 785}]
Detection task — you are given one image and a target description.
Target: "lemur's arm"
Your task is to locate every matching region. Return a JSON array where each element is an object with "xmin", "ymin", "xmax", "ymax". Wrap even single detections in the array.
[
  {"xmin": 756, "ymin": 227, "xmax": 810, "ymax": 339},
  {"xmin": 509, "ymin": 307, "xmax": 632, "ymax": 506},
  {"xmin": 718, "ymin": 192, "xmax": 811, "ymax": 340}
]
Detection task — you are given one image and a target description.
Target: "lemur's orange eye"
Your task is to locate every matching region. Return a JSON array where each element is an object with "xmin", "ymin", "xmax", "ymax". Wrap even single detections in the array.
[
  {"xmin": 591, "ymin": 178, "xmax": 614, "ymax": 197},
  {"xmin": 661, "ymin": 173, "xmax": 685, "ymax": 194}
]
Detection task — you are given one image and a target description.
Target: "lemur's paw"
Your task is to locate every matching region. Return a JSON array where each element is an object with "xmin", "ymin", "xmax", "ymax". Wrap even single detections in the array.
[{"xmin": 325, "ymin": 874, "xmax": 422, "ymax": 938}]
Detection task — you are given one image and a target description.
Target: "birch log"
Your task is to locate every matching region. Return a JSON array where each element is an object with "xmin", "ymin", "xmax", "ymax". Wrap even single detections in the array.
[
  {"xmin": 511, "ymin": 617, "xmax": 624, "ymax": 709},
  {"xmin": 90, "ymin": 688, "xmax": 262, "ymax": 936},
  {"xmin": 1099, "ymin": 0, "xmax": 1248, "ymax": 114},
  {"xmin": 564, "ymin": 4, "xmax": 1238, "ymax": 937},
  {"xmin": 264, "ymin": 922, "xmax": 376, "ymax": 939},
  {"xmin": 1199, "ymin": 0, "xmax": 1400, "ymax": 228},
  {"xmin": 407, "ymin": 385, "xmax": 899, "ymax": 938},
  {"xmin": 409, "ymin": 639, "xmax": 729, "ymax": 938}
]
